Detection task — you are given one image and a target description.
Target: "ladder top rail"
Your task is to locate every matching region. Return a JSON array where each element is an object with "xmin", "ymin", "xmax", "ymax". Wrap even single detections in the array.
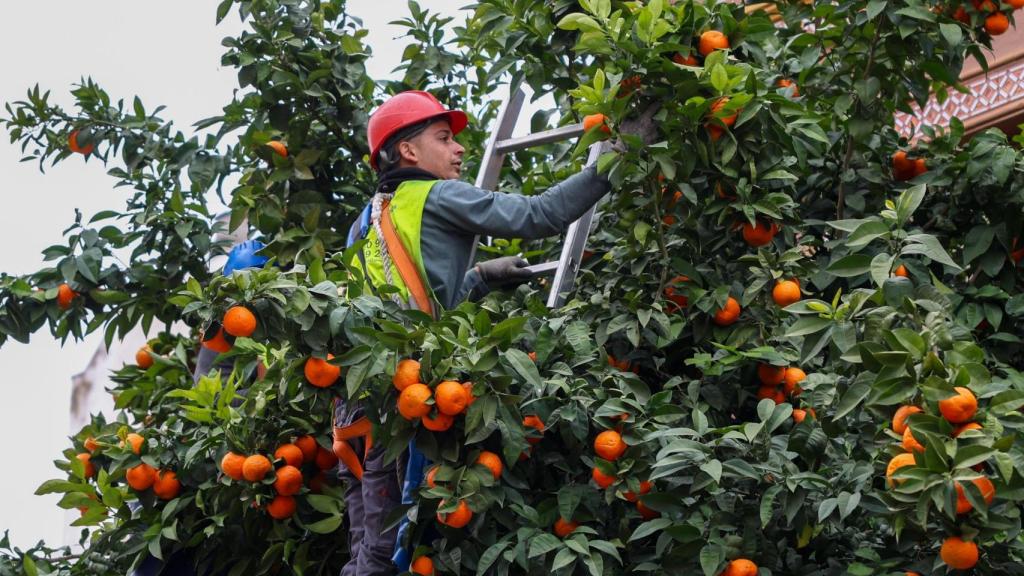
[{"xmin": 495, "ymin": 123, "xmax": 586, "ymax": 154}]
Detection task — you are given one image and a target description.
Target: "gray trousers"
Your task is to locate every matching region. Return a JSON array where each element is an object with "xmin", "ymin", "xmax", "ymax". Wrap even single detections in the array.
[{"xmin": 335, "ymin": 400, "xmax": 401, "ymax": 576}]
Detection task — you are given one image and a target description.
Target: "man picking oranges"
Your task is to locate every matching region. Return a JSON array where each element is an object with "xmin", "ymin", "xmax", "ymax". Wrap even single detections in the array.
[{"xmin": 333, "ymin": 90, "xmax": 657, "ymax": 575}]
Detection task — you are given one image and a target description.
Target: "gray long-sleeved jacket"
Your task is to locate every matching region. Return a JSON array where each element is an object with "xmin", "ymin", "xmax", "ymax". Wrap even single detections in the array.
[{"xmin": 418, "ymin": 165, "xmax": 611, "ymax": 309}]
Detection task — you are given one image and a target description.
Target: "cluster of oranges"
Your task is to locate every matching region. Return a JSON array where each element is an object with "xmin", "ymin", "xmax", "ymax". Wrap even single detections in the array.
[
  {"xmin": 891, "ymin": 150, "xmax": 929, "ymax": 182},
  {"xmin": 947, "ymin": 0, "xmax": 1023, "ymax": 35},
  {"xmin": 754, "ymin": 363, "xmax": 809, "ymax": 414},
  {"xmin": 591, "ymin": 422, "xmax": 660, "ymax": 520},
  {"xmin": 75, "ymin": 431, "xmax": 181, "ymax": 515},
  {"xmin": 423, "ymin": 450, "xmax": 505, "ymax": 533},
  {"xmin": 219, "ymin": 435, "xmax": 336, "ymax": 520},
  {"xmin": 885, "ymin": 387, "xmax": 989, "ymax": 570},
  {"xmin": 201, "ymin": 305, "xmax": 258, "ymax": 354},
  {"xmin": 394, "ymin": 359, "xmax": 475, "ymax": 431}
]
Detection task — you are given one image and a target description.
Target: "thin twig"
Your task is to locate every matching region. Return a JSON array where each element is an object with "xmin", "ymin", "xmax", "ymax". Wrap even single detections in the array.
[{"xmin": 837, "ymin": 19, "xmax": 884, "ymax": 223}]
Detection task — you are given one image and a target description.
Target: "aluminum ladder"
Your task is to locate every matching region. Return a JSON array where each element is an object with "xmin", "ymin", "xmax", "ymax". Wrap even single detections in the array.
[{"xmin": 470, "ymin": 86, "xmax": 604, "ymax": 308}]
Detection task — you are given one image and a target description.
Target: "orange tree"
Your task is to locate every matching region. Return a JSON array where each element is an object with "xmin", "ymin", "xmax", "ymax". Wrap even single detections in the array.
[{"xmin": 2, "ymin": 0, "xmax": 1024, "ymax": 575}]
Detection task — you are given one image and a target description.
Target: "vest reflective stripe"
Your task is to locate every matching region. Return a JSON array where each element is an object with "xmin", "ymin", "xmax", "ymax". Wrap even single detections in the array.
[{"xmin": 356, "ymin": 180, "xmax": 437, "ymax": 308}]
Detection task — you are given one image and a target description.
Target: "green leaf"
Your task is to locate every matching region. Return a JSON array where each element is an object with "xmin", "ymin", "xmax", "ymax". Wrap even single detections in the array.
[
  {"xmin": 895, "ymin": 184, "xmax": 926, "ymax": 224},
  {"xmin": 834, "ymin": 374, "xmax": 872, "ymax": 419},
  {"xmin": 827, "ymin": 254, "xmax": 873, "ymax": 277},
  {"xmin": 699, "ymin": 544, "xmax": 723, "ymax": 576},
  {"xmin": 630, "ymin": 518, "xmax": 672, "ymax": 541},
  {"xmin": 528, "ymin": 533, "xmax": 563, "ymax": 558},
  {"xmin": 785, "ymin": 316, "xmax": 831, "ymax": 337},
  {"xmin": 902, "ymin": 233, "xmax": 962, "ymax": 270},
  {"xmin": 557, "ymin": 13, "xmax": 601, "ymax": 31},
  {"xmin": 845, "ymin": 220, "xmax": 890, "ymax": 250},
  {"xmin": 477, "ymin": 541, "xmax": 511, "ymax": 576},
  {"xmin": 305, "ymin": 514, "xmax": 343, "ymax": 534}
]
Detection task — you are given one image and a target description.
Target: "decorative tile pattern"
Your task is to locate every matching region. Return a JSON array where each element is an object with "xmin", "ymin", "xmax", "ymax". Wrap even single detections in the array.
[{"xmin": 895, "ymin": 60, "xmax": 1024, "ymax": 136}]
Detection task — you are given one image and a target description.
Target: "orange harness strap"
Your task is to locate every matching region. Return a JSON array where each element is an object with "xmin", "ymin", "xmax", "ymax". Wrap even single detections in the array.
[
  {"xmin": 332, "ymin": 416, "xmax": 373, "ymax": 481},
  {"xmin": 380, "ymin": 200, "xmax": 435, "ymax": 317}
]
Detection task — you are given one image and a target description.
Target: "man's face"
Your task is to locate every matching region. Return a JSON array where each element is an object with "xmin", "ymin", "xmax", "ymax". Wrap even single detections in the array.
[{"xmin": 398, "ymin": 119, "xmax": 465, "ymax": 179}]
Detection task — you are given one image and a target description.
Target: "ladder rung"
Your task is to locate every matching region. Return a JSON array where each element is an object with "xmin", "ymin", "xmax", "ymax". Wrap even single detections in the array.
[
  {"xmin": 524, "ymin": 261, "xmax": 560, "ymax": 275},
  {"xmin": 495, "ymin": 124, "xmax": 585, "ymax": 154}
]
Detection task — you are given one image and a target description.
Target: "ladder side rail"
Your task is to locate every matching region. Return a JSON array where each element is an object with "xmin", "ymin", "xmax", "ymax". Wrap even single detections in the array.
[{"xmin": 545, "ymin": 143, "xmax": 605, "ymax": 308}]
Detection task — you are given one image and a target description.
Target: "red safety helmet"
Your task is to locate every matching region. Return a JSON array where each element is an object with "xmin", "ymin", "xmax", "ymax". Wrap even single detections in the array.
[{"xmin": 367, "ymin": 90, "xmax": 468, "ymax": 170}]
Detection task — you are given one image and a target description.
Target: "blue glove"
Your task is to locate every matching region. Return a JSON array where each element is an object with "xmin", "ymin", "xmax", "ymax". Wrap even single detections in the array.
[{"xmin": 224, "ymin": 240, "xmax": 269, "ymax": 275}]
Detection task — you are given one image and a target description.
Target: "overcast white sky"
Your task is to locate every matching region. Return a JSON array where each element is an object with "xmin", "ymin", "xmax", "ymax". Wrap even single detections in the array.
[{"xmin": 0, "ymin": 0, "xmax": 471, "ymax": 550}]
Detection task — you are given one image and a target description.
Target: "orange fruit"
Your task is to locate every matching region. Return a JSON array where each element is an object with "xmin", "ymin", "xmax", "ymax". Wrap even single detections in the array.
[
  {"xmin": 523, "ymin": 415, "xmax": 545, "ymax": 444},
  {"xmin": 220, "ymin": 452, "xmax": 246, "ymax": 480},
  {"xmin": 713, "ymin": 296, "xmax": 741, "ymax": 326},
  {"xmin": 618, "ymin": 74, "xmax": 643, "ymax": 97},
  {"xmin": 421, "ymin": 411, "xmax": 455, "ymax": 431},
  {"xmin": 393, "ymin": 359, "xmax": 421, "ymax": 391},
  {"xmin": 757, "ymin": 363, "xmax": 786, "ymax": 386},
  {"xmin": 886, "ymin": 453, "xmax": 917, "ymax": 486},
  {"xmin": 57, "ymin": 283, "xmax": 78, "ymax": 310},
  {"xmin": 955, "ymin": 476, "xmax": 995, "ymax": 514},
  {"xmin": 273, "ymin": 465, "xmax": 303, "ymax": 496},
  {"xmin": 624, "ymin": 480, "xmax": 653, "ymax": 502},
  {"xmin": 902, "ymin": 426, "xmax": 925, "ymax": 453},
  {"xmin": 476, "ymin": 451, "xmax": 503, "ymax": 480},
  {"xmin": 721, "ymin": 558, "xmax": 758, "ymax": 576},
  {"xmin": 940, "ymin": 536, "xmax": 979, "ymax": 570},
  {"xmin": 583, "ymin": 113, "xmax": 611, "ymax": 134},
  {"xmin": 84, "ymin": 436, "xmax": 99, "ymax": 453},
  {"xmin": 124, "ymin": 433, "xmax": 145, "ymax": 455},
  {"xmin": 266, "ymin": 141, "xmax": 288, "ymax": 158},
  {"xmin": 783, "ymin": 367, "xmax": 806, "ymax": 396},
  {"xmin": 126, "ymin": 463, "xmax": 157, "ymax": 491},
  {"xmin": 267, "ymin": 494, "xmax": 296, "ymax": 519},
  {"xmin": 398, "ymin": 383, "xmax": 433, "ymax": 420},
  {"xmin": 673, "ymin": 53, "xmax": 699, "ymax": 65},
  {"xmin": 68, "ymin": 130, "xmax": 94, "ymax": 155},
  {"xmin": 435, "ymin": 380, "xmax": 470, "ymax": 415},
  {"xmin": 76, "ymin": 453, "xmax": 95, "ymax": 478},
  {"xmin": 437, "ymin": 499, "xmax": 473, "ymax": 528},
  {"xmin": 756, "ymin": 384, "xmax": 786, "ymax": 405},
  {"xmin": 425, "ymin": 466, "xmax": 440, "ymax": 488},
  {"xmin": 553, "ymin": 517, "xmax": 579, "ymax": 537},
  {"xmin": 938, "ymin": 387, "xmax": 978, "ymax": 424},
  {"xmin": 202, "ymin": 328, "xmax": 232, "ymax": 353},
  {"xmin": 223, "ymin": 306, "xmax": 257, "ymax": 338},
  {"xmin": 636, "ymin": 501, "xmax": 660, "ymax": 519},
  {"xmin": 462, "ymin": 381, "xmax": 477, "ymax": 405},
  {"xmin": 242, "ymin": 454, "xmax": 272, "ymax": 482},
  {"xmin": 698, "ymin": 30, "xmax": 729, "ymax": 56},
  {"xmin": 953, "ymin": 422, "xmax": 982, "ymax": 437},
  {"xmin": 274, "ymin": 444, "xmax": 304, "ymax": 467},
  {"xmin": 411, "ymin": 556, "xmax": 435, "ymax": 575},
  {"xmin": 664, "ymin": 275, "xmax": 690, "ymax": 309},
  {"xmin": 709, "ymin": 97, "xmax": 737, "ymax": 127},
  {"xmin": 607, "ymin": 355, "xmax": 632, "ymax": 371},
  {"xmin": 528, "ymin": 351, "xmax": 538, "ymax": 362},
  {"xmin": 315, "ymin": 445, "xmax": 338, "ymax": 470},
  {"xmin": 985, "ymin": 11, "xmax": 1009, "ymax": 34},
  {"xmin": 893, "ymin": 264, "xmax": 909, "ymax": 277},
  {"xmin": 773, "ymin": 280, "xmax": 801, "ymax": 307},
  {"xmin": 592, "ymin": 466, "xmax": 617, "ymax": 488},
  {"xmin": 953, "ymin": 5, "xmax": 970, "ymax": 22},
  {"xmin": 305, "ymin": 354, "xmax": 340, "ymax": 388},
  {"xmin": 892, "ymin": 405, "xmax": 923, "ymax": 435},
  {"xmin": 153, "ymin": 470, "xmax": 181, "ymax": 500},
  {"xmin": 792, "ymin": 408, "xmax": 817, "ymax": 423},
  {"xmin": 741, "ymin": 220, "xmax": 778, "ymax": 247},
  {"xmin": 135, "ymin": 345, "xmax": 154, "ymax": 369},
  {"xmin": 776, "ymin": 78, "xmax": 800, "ymax": 97},
  {"xmin": 913, "ymin": 157, "xmax": 927, "ymax": 177},
  {"xmin": 1010, "ymin": 0, "xmax": 1024, "ymax": 7},
  {"xmin": 892, "ymin": 150, "xmax": 917, "ymax": 181},
  {"xmin": 594, "ymin": 430, "xmax": 627, "ymax": 461},
  {"xmin": 294, "ymin": 436, "xmax": 318, "ymax": 463},
  {"xmin": 974, "ymin": 0, "xmax": 998, "ymax": 11}
]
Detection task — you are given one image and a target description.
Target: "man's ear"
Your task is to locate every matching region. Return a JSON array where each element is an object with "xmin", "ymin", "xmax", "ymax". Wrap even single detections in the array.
[{"xmin": 398, "ymin": 140, "xmax": 418, "ymax": 164}]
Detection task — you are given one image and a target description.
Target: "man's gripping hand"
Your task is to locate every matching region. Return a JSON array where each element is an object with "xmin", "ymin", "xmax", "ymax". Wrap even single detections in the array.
[{"xmin": 475, "ymin": 256, "xmax": 534, "ymax": 289}]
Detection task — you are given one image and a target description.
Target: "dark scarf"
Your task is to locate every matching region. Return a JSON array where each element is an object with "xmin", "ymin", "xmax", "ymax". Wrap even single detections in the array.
[{"xmin": 376, "ymin": 167, "xmax": 440, "ymax": 194}]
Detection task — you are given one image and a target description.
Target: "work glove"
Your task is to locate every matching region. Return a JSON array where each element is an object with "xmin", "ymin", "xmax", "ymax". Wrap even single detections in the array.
[
  {"xmin": 475, "ymin": 256, "xmax": 534, "ymax": 289},
  {"xmin": 615, "ymin": 102, "xmax": 661, "ymax": 149}
]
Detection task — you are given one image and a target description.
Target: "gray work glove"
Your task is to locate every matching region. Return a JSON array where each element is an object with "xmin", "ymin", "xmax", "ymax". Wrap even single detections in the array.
[
  {"xmin": 475, "ymin": 256, "xmax": 534, "ymax": 288},
  {"xmin": 615, "ymin": 102, "xmax": 661, "ymax": 149}
]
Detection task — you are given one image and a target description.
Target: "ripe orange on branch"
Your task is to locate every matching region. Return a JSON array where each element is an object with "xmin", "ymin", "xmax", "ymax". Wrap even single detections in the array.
[
  {"xmin": 955, "ymin": 476, "xmax": 995, "ymax": 514},
  {"xmin": 757, "ymin": 363, "xmax": 786, "ymax": 386},
  {"xmin": 902, "ymin": 427, "xmax": 925, "ymax": 453},
  {"xmin": 411, "ymin": 556, "xmax": 434, "ymax": 575},
  {"xmin": 553, "ymin": 517, "xmax": 579, "ymax": 537},
  {"xmin": 594, "ymin": 430, "xmax": 627, "ymax": 461},
  {"xmin": 592, "ymin": 466, "xmax": 617, "ymax": 488},
  {"xmin": 273, "ymin": 465, "xmax": 303, "ymax": 496},
  {"xmin": 783, "ymin": 367, "xmax": 806, "ymax": 396},
  {"xmin": 124, "ymin": 433, "xmax": 145, "ymax": 455},
  {"xmin": 274, "ymin": 444, "xmax": 304, "ymax": 467},
  {"xmin": 266, "ymin": 141, "xmax": 288, "ymax": 158},
  {"xmin": 938, "ymin": 387, "xmax": 977, "ymax": 423},
  {"xmin": 475, "ymin": 451, "xmax": 503, "ymax": 480},
  {"xmin": 713, "ymin": 296, "xmax": 741, "ymax": 326},
  {"xmin": 68, "ymin": 130, "xmax": 94, "ymax": 155},
  {"xmin": 437, "ymin": 499, "xmax": 473, "ymax": 528},
  {"xmin": 126, "ymin": 463, "xmax": 157, "ymax": 491},
  {"xmin": 892, "ymin": 405, "xmax": 923, "ymax": 435},
  {"xmin": 202, "ymin": 328, "xmax": 232, "ymax": 353},
  {"xmin": 435, "ymin": 380, "xmax": 470, "ymax": 415},
  {"xmin": 886, "ymin": 453, "xmax": 917, "ymax": 486},
  {"xmin": 294, "ymin": 436, "xmax": 318, "ymax": 463},
  {"xmin": 582, "ymin": 113, "xmax": 611, "ymax": 134},
  {"xmin": 242, "ymin": 454, "xmax": 272, "ymax": 482},
  {"xmin": 523, "ymin": 415, "xmax": 545, "ymax": 444},
  {"xmin": 220, "ymin": 452, "xmax": 246, "ymax": 481},
  {"xmin": 393, "ymin": 359, "xmax": 421, "ymax": 391},
  {"xmin": 135, "ymin": 345, "xmax": 154, "ymax": 369},
  {"xmin": 698, "ymin": 30, "xmax": 730, "ymax": 56},
  {"xmin": 267, "ymin": 494, "xmax": 296, "ymax": 519},
  {"xmin": 398, "ymin": 383, "xmax": 433, "ymax": 420},
  {"xmin": 721, "ymin": 558, "xmax": 758, "ymax": 576},
  {"xmin": 772, "ymin": 280, "xmax": 801, "ymax": 307},
  {"xmin": 986, "ymin": 11, "xmax": 1010, "ymax": 34},
  {"xmin": 421, "ymin": 411, "xmax": 454, "ymax": 431},
  {"xmin": 305, "ymin": 354, "xmax": 340, "ymax": 388},
  {"xmin": 76, "ymin": 453, "xmax": 95, "ymax": 478},
  {"xmin": 153, "ymin": 470, "xmax": 180, "ymax": 500},
  {"xmin": 940, "ymin": 536, "xmax": 979, "ymax": 570},
  {"xmin": 741, "ymin": 220, "xmax": 778, "ymax": 247},
  {"xmin": 57, "ymin": 284, "xmax": 78, "ymax": 310},
  {"xmin": 222, "ymin": 306, "xmax": 256, "ymax": 337}
]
